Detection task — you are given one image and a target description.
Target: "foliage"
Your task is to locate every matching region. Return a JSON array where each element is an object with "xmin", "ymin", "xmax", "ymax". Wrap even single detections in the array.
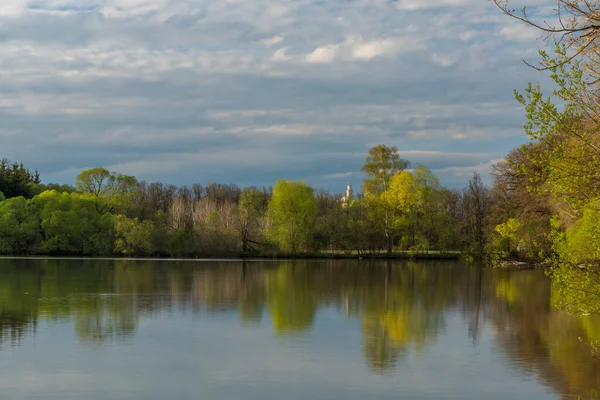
[
  {"xmin": 382, "ymin": 171, "xmax": 423, "ymax": 249},
  {"xmin": 114, "ymin": 215, "xmax": 154, "ymax": 256},
  {"xmin": 513, "ymin": 46, "xmax": 600, "ymax": 211},
  {"xmin": 361, "ymin": 144, "xmax": 409, "ymax": 196},
  {"xmin": 37, "ymin": 191, "xmax": 114, "ymax": 256},
  {"xmin": 413, "ymin": 164, "xmax": 451, "ymax": 250},
  {"xmin": 267, "ymin": 180, "xmax": 317, "ymax": 253},
  {"xmin": 493, "ymin": 218, "xmax": 522, "ymax": 258},
  {"xmin": 0, "ymin": 196, "xmax": 41, "ymax": 254},
  {"xmin": 0, "ymin": 158, "xmax": 41, "ymax": 199},
  {"xmin": 559, "ymin": 200, "xmax": 600, "ymax": 264},
  {"xmin": 166, "ymin": 229, "xmax": 196, "ymax": 257},
  {"xmin": 550, "ymin": 264, "xmax": 600, "ymax": 316},
  {"xmin": 491, "ymin": 4, "xmax": 600, "ymax": 335},
  {"xmin": 76, "ymin": 167, "xmax": 138, "ymax": 213}
]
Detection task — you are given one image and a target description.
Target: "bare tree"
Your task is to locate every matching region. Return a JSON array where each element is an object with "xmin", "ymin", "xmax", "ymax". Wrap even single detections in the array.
[
  {"xmin": 493, "ymin": 0, "xmax": 600, "ymax": 81},
  {"xmin": 462, "ymin": 173, "xmax": 492, "ymax": 256}
]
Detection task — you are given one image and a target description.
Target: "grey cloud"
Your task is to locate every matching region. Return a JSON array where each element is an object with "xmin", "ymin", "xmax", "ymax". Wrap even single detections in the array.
[{"xmin": 0, "ymin": 0, "xmax": 549, "ymax": 190}]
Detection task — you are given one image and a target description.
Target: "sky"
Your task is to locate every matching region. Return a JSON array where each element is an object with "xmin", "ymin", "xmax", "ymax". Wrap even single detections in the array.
[{"xmin": 0, "ymin": 0, "xmax": 553, "ymax": 191}]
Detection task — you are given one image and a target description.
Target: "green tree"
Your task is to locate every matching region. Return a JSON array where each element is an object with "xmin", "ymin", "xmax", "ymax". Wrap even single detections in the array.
[
  {"xmin": 114, "ymin": 215, "xmax": 154, "ymax": 256},
  {"xmin": 76, "ymin": 168, "xmax": 138, "ymax": 212},
  {"xmin": 511, "ymin": 46, "xmax": 600, "ymax": 211},
  {"xmin": 0, "ymin": 159, "xmax": 41, "ymax": 199},
  {"xmin": 36, "ymin": 190, "xmax": 114, "ymax": 255},
  {"xmin": 166, "ymin": 229, "xmax": 196, "ymax": 256},
  {"xmin": 345, "ymin": 198, "xmax": 385, "ymax": 255},
  {"xmin": 76, "ymin": 168, "xmax": 113, "ymax": 196},
  {"xmin": 413, "ymin": 165, "xmax": 449, "ymax": 250},
  {"xmin": 0, "ymin": 196, "xmax": 41, "ymax": 254},
  {"xmin": 267, "ymin": 180, "xmax": 317, "ymax": 253}
]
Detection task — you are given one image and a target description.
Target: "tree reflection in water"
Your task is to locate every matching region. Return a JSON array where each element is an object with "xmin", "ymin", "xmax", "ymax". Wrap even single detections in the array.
[{"xmin": 0, "ymin": 258, "xmax": 599, "ymax": 398}]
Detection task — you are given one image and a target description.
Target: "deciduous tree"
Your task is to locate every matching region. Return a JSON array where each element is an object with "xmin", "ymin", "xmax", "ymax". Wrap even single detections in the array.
[{"xmin": 267, "ymin": 180, "xmax": 317, "ymax": 253}]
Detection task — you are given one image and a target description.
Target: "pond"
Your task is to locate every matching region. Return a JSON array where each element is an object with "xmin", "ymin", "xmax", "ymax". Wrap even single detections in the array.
[{"xmin": 0, "ymin": 258, "xmax": 599, "ymax": 399}]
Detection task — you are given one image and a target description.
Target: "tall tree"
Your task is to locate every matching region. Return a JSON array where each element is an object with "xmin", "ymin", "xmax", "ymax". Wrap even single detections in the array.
[
  {"xmin": 361, "ymin": 145, "xmax": 410, "ymax": 196},
  {"xmin": 462, "ymin": 173, "xmax": 491, "ymax": 257},
  {"xmin": 75, "ymin": 168, "xmax": 113, "ymax": 196},
  {"xmin": 362, "ymin": 145, "xmax": 410, "ymax": 253}
]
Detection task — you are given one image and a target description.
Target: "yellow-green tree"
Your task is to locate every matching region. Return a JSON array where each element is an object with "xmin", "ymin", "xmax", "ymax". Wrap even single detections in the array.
[
  {"xmin": 382, "ymin": 171, "xmax": 423, "ymax": 250},
  {"xmin": 267, "ymin": 180, "xmax": 317, "ymax": 253},
  {"xmin": 76, "ymin": 167, "xmax": 138, "ymax": 213},
  {"xmin": 36, "ymin": 190, "xmax": 114, "ymax": 255}
]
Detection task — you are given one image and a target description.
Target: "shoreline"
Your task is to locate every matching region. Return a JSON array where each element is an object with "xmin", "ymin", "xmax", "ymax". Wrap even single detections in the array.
[
  {"xmin": 491, "ymin": 259, "xmax": 551, "ymax": 270},
  {"xmin": 0, "ymin": 251, "xmax": 462, "ymax": 261}
]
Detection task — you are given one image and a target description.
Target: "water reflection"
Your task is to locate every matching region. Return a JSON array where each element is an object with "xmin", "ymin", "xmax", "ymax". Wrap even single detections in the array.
[{"xmin": 0, "ymin": 258, "xmax": 599, "ymax": 398}]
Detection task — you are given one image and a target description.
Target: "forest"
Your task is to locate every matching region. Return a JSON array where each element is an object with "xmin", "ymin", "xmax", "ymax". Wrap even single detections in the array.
[{"xmin": 0, "ymin": 147, "xmax": 491, "ymax": 258}]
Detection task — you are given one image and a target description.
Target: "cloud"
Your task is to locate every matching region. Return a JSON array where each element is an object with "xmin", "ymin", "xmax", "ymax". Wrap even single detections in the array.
[
  {"xmin": 260, "ymin": 36, "xmax": 284, "ymax": 47},
  {"xmin": 435, "ymin": 159, "xmax": 504, "ymax": 185},
  {"xmin": 499, "ymin": 24, "xmax": 540, "ymax": 41},
  {"xmin": 327, "ymin": 172, "xmax": 354, "ymax": 179},
  {"xmin": 395, "ymin": 0, "xmax": 473, "ymax": 10},
  {"xmin": 305, "ymin": 37, "xmax": 420, "ymax": 64},
  {"xmin": 0, "ymin": 0, "xmax": 548, "ymax": 190},
  {"xmin": 431, "ymin": 53, "xmax": 456, "ymax": 68},
  {"xmin": 0, "ymin": 1, "xmax": 27, "ymax": 16},
  {"xmin": 459, "ymin": 30, "xmax": 478, "ymax": 41},
  {"xmin": 272, "ymin": 47, "xmax": 291, "ymax": 61}
]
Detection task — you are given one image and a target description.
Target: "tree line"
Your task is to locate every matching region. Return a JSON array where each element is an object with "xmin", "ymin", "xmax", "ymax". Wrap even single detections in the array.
[{"xmin": 0, "ymin": 147, "xmax": 492, "ymax": 257}]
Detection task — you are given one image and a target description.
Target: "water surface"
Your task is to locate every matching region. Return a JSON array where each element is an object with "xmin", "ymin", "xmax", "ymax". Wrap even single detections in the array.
[{"xmin": 1, "ymin": 258, "xmax": 599, "ymax": 399}]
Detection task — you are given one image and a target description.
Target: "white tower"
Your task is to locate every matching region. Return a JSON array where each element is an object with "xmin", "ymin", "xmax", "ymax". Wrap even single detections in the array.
[
  {"xmin": 345, "ymin": 182, "xmax": 353, "ymax": 200},
  {"xmin": 342, "ymin": 182, "xmax": 353, "ymax": 208}
]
